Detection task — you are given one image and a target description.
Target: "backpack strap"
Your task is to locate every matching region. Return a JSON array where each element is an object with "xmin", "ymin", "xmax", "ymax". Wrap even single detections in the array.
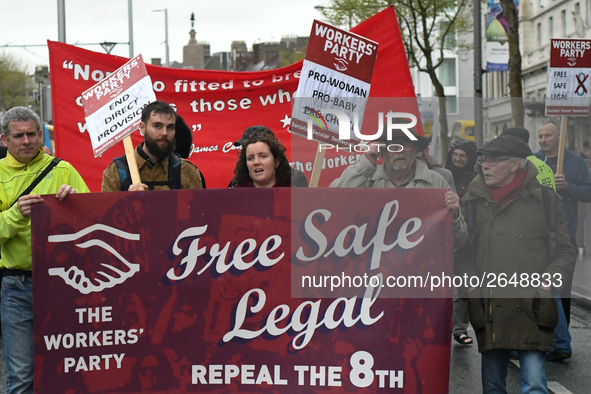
[
  {"xmin": 114, "ymin": 153, "xmax": 182, "ymax": 191},
  {"xmin": 168, "ymin": 153, "xmax": 182, "ymax": 190},
  {"xmin": 114, "ymin": 156, "xmax": 132, "ymax": 191},
  {"xmin": 11, "ymin": 157, "xmax": 62, "ymax": 207}
]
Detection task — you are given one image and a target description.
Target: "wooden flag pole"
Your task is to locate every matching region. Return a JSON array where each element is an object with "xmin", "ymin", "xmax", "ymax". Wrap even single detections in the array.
[
  {"xmin": 308, "ymin": 144, "xmax": 325, "ymax": 188},
  {"xmin": 556, "ymin": 116, "xmax": 568, "ymax": 175},
  {"xmin": 123, "ymin": 135, "xmax": 141, "ymax": 185}
]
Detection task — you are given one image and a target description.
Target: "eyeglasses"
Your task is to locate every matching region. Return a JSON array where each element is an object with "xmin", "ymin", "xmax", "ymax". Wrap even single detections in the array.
[{"xmin": 477, "ymin": 156, "xmax": 512, "ymax": 167}]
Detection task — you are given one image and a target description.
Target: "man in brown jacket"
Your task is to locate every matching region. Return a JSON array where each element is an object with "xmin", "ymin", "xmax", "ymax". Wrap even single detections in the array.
[
  {"xmin": 454, "ymin": 135, "xmax": 575, "ymax": 393},
  {"xmin": 101, "ymin": 101, "xmax": 203, "ymax": 192}
]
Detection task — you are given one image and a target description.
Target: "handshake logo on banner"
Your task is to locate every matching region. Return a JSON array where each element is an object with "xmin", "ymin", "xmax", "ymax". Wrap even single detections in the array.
[{"xmin": 47, "ymin": 224, "xmax": 141, "ymax": 294}]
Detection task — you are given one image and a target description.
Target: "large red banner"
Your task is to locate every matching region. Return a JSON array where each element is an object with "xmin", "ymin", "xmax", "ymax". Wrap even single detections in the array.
[
  {"xmin": 32, "ymin": 188, "xmax": 453, "ymax": 393},
  {"xmin": 48, "ymin": 7, "xmax": 417, "ymax": 191}
]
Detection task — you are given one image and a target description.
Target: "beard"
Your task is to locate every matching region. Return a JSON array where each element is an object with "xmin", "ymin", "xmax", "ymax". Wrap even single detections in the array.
[
  {"xmin": 144, "ymin": 134, "xmax": 175, "ymax": 161},
  {"xmin": 386, "ymin": 154, "xmax": 410, "ymax": 171}
]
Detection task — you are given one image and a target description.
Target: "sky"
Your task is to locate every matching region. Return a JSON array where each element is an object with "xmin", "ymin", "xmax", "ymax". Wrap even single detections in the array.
[{"xmin": 0, "ymin": 0, "xmax": 327, "ymax": 73}]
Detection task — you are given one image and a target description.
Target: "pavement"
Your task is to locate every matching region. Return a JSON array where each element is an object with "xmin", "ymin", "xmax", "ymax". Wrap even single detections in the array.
[{"xmin": 571, "ymin": 249, "xmax": 591, "ymax": 310}]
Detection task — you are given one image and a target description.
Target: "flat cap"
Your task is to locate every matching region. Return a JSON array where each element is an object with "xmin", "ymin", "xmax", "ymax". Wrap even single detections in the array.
[{"xmin": 476, "ymin": 135, "xmax": 532, "ymax": 158}]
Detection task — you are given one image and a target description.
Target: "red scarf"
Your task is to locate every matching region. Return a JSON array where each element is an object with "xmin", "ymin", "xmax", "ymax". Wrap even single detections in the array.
[{"xmin": 487, "ymin": 170, "xmax": 528, "ymax": 205}]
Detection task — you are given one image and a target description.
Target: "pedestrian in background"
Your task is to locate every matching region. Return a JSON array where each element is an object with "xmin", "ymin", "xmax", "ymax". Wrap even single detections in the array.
[
  {"xmin": 445, "ymin": 138, "xmax": 478, "ymax": 346},
  {"xmin": 445, "ymin": 138, "xmax": 478, "ymax": 198},
  {"xmin": 502, "ymin": 127, "xmax": 555, "ymax": 191}
]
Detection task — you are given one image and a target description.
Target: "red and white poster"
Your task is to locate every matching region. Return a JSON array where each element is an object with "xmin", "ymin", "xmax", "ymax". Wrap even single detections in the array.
[
  {"xmin": 32, "ymin": 188, "xmax": 453, "ymax": 393},
  {"xmin": 546, "ymin": 38, "xmax": 591, "ymax": 116},
  {"xmin": 290, "ymin": 20, "xmax": 378, "ymax": 146},
  {"xmin": 81, "ymin": 55, "xmax": 156, "ymax": 157},
  {"xmin": 48, "ymin": 7, "xmax": 417, "ymax": 191}
]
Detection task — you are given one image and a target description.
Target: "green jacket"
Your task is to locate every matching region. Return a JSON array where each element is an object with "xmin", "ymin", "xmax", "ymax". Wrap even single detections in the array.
[
  {"xmin": 455, "ymin": 161, "xmax": 575, "ymax": 353},
  {"xmin": 0, "ymin": 150, "xmax": 89, "ymax": 271}
]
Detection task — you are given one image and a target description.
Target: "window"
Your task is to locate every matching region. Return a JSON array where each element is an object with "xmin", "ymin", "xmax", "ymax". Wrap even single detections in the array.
[
  {"xmin": 537, "ymin": 23, "xmax": 542, "ymax": 46},
  {"xmin": 574, "ymin": 3, "xmax": 587, "ymax": 35},
  {"xmin": 440, "ymin": 58, "xmax": 457, "ymax": 87},
  {"xmin": 561, "ymin": 10, "xmax": 567, "ymax": 36},
  {"xmin": 549, "ymin": 16, "xmax": 554, "ymax": 38},
  {"xmin": 440, "ymin": 21, "xmax": 457, "ymax": 50},
  {"xmin": 445, "ymin": 96, "xmax": 458, "ymax": 114},
  {"xmin": 439, "ymin": 58, "xmax": 457, "ymax": 113},
  {"xmin": 499, "ymin": 71, "xmax": 507, "ymax": 97}
]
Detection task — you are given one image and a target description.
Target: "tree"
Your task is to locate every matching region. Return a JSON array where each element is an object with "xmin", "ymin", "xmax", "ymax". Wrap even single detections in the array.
[
  {"xmin": 500, "ymin": 0, "xmax": 524, "ymax": 127},
  {"xmin": 279, "ymin": 46, "xmax": 307, "ymax": 68},
  {"xmin": 316, "ymin": 0, "xmax": 471, "ymax": 156},
  {"xmin": 316, "ymin": 0, "xmax": 374, "ymax": 28},
  {"xmin": 0, "ymin": 53, "xmax": 35, "ymax": 113}
]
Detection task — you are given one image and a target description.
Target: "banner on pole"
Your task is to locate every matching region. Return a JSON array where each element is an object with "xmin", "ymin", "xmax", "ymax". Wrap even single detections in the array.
[
  {"xmin": 486, "ymin": 0, "xmax": 519, "ymax": 72},
  {"xmin": 289, "ymin": 20, "xmax": 378, "ymax": 147},
  {"xmin": 81, "ymin": 55, "xmax": 156, "ymax": 157},
  {"xmin": 546, "ymin": 38, "xmax": 591, "ymax": 116},
  {"xmin": 48, "ymin": 7, "xmax": 417, "ymax": 191}
]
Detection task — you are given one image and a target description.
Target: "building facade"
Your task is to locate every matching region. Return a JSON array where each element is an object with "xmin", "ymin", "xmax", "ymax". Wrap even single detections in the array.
[{"xmin": 485, "ymin": 0, "xmax": 591, "ymax": 154}]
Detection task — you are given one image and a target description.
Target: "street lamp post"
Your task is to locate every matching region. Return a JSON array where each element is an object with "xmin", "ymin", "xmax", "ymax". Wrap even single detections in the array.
[
  {"xmin": 153, "ymin": 9, "xmax": 169, "ymax": 67},
  {"xmin": 55, "ymin": 1, "xmax": 134, "ymax": 57},
  {"xmin": 57, "ymin": 0, "xmax": 66, "ymax": 43},
  {"xmin": 128, "ymin": 0, "xmax": 134, "ymax": 57},
  {"xmin": 474, "ymin": 0, "xmax": 484, "ymax": 147}
]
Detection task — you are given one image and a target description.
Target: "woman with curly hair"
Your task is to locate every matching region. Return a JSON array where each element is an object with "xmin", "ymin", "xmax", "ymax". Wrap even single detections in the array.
[{"xmin": 233, "ymin": 129, "xmax": 291, "ymax": 188}]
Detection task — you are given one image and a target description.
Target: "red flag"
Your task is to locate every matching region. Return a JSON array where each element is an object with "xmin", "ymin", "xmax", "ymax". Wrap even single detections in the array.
[{"xmin": 49, "ymin": 6, "xmax": 417, "ymax": 191}]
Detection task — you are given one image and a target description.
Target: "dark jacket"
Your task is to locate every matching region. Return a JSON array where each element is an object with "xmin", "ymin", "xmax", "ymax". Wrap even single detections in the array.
[
  {"xmin": 534, "ymin": 148, "xmax": 591, "ymax": 240},
  {"xmin": 445, "ymin": 139, "xmax": 477, "ymax": 197},
  {"xmin": 101, "ymin": 144, "xmax": 203, "ymax": 192},
  {"xmin": 455, "ymin": 161, "xmax": 575, "ymax": 353}
]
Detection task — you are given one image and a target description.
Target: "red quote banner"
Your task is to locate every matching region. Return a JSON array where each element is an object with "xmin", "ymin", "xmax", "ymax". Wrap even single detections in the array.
[
  {"xmin": 32, "ymin": 188, "xmax": 453, "ymax": 393},
  {"xmin": 48, "ymin": 7, "xmax": 417, "ymax": 191}
]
